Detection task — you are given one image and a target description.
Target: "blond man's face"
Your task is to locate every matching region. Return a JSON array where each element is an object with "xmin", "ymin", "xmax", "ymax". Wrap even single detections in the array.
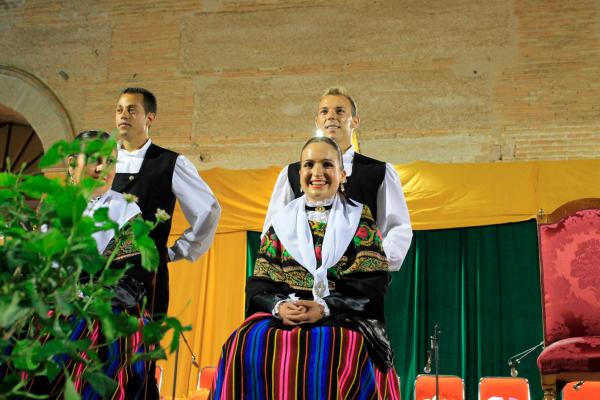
[{"xmin": 315, "ymin": 95, "xmax": 359, "ymax": 151}]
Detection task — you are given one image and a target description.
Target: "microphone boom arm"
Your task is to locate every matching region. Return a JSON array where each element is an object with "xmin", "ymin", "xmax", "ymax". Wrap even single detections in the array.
[{"xmin": 507, "ymin": 341, "xmax": 544, "ymax": 377}]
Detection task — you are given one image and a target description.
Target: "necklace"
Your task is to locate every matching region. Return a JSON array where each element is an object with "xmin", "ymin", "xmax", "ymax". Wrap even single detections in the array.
[{"xmin": 305, "ymin": 204, "xmax": 333, "ymax": 212}]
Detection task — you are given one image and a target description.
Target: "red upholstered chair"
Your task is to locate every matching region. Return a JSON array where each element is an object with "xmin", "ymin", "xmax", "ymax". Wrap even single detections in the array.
[
  {"xmin": 478, "ymin": 377, "xmax": 530, "ymax": 400},
  {"xmin": 414, "ymin": 374, "xmax": 464, "ymax": 400},
  {"xmin": 561, "ymin": 380, "xmax": 600, "ymax": 399},
  {"xmin": 537, "ymin": 199, "xmax": 600, "ymax": 400}
]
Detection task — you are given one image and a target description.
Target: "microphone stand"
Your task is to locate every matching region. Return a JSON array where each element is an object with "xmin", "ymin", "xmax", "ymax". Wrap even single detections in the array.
[
  {"xmin": 171, "ymin": 331, "xmax": 200, "ymax": 400},
  {"xmin": 422, "ymin": 324, "xmax": 441, "ymax": 399},
  {"xmin": 432, "ymin": 324, "xmax": 440, "ymax": 400},
  {"xmin": 181, "ymin": 331, "xmax": 200, "ymax": 368},
  {"xmin": 507, "ymin": 341, "xmax": 544, "ymax": 377},
  {"xmin": 573, "ymin": 381, "xmax": 584, "ymax": 390}
]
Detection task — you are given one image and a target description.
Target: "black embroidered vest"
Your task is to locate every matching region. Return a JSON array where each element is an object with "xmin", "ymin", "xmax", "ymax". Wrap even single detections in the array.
[
  {"xmin": 112, "ymin": 143, "xmax": 178, "ymax": 316},
  {"xmin": 112, "ymin": 143, "xmax": 178, "ymax": 253}
]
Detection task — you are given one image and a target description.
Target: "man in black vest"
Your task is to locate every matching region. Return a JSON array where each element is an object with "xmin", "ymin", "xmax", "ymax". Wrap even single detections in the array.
[
  {"xmin": 113, "ymin": 87, "xmax": 221, "ymax": 315},
  {"xmin": 263, "ymin": 87, "xmax": 412, "ymax": 271},
  {"xmin": 112, "ymin": 88, "xmax": 221, "ymax": 397}
]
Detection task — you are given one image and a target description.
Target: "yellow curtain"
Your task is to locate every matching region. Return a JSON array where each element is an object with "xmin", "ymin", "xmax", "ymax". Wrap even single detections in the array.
[
  {"xmin": 159, "ymin": 159, "xmax": 600, "ymax": 398},
  {"xmin": 158, "ymin": 231, "xmax": 247, "ymax": 398},
  {"xmin": 198, "ymin": 160, "xmax": 600, "ymax": 232}
]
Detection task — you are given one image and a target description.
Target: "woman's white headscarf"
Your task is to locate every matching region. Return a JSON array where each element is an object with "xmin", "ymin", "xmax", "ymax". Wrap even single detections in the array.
[
  {"xmin": 84, "ymin": 189, "xmax": 141, "ymax": 254},
  {"xmin": 272, "ymin": 193, "xmax": 362, "ymax": 301}
]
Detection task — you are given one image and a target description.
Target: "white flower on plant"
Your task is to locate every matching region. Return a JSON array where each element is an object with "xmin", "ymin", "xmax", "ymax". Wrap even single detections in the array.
[
  {"xmin": 123, "ymin": 193, "xmax": 139, "ymax": 203},
  {"xmin": 155, "ymin": 209, "xmax": 171, "ymax": 223}
]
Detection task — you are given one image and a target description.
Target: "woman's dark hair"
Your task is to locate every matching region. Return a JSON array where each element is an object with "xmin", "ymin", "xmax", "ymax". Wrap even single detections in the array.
[
  {"xmin": 300, "ymin": 136, "xmax": 347, "ymax": 196},
  {"xmin": 70, "ymin": 130, "xmax": 112, "ymax": 157},
  {"xmin": 300, "ymin": 136, "xmax": 344, "ymax": 168},
  {"xmin": 74, "ymin": 130, "xmax": 111, "ymax": 141}
]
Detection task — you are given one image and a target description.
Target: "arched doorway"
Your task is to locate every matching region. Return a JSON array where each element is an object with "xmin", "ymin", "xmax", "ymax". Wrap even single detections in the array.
[
  {"xmin": 0, "ymin": 66, "xmax": 73, "ymax": 160},
  {"xmin": 0, "ymin": 104, "xmax": 44, "ymax": 174}
]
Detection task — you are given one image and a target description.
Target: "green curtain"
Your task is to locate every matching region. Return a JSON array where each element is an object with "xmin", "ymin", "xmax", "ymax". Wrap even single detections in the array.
[
  {"xmin": 246, "ymin": 219, "xmax": 543, "ymax": 400},
  {"xmin": 246, "ymin": 230, "xmax": 262, "ymax": 277}
]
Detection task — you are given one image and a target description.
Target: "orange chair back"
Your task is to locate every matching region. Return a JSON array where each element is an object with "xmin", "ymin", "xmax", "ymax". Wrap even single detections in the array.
[
  {"xmin": 154, "ymin": 365, "xmax": 163, "ymax": 391},
  {"xmin": 414, "ymin": 374, "xmax": 464, "ymax": 400},
  {"xmin": 189, "ymin": 389, "xmax": 210, "ymax": 400},
  {"xmin": 562, "ymin": 381, "xmax": 600, "ymax": 399},
  {"xmin": 479, "ymin": 377, "xmax": 530, "ymax": 400},
  {"xmin": 198, "ymin": 366, "xmax": 217, "ymax": 390}
]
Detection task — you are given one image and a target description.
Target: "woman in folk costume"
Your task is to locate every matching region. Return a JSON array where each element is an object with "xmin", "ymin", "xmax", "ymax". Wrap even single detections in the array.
[
  {"xmin": 213, "ymin": 136, "xmax": 401, "ymax": 399},
  {"xmin": 53, "ymin": 130, "xmax": 152, "ymax": 399}
]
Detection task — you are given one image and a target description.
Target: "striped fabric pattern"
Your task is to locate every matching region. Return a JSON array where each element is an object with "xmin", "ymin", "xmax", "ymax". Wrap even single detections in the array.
[
  {"xmin": 213, "ymin": 313, "xmax": 401, "ymax": 400},
  {"xmin": 47, "ymin": 312, "xmax": 151, "ymax": 400}
]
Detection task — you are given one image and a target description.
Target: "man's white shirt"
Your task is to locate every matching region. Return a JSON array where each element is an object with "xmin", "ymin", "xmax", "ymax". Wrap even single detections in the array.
[
  {"xmin": 116, "ymin": 139, "xmax": 221, "ymax": 262},
  {"xmin": 262, "ymin": 146, "xmax": 412, "ymax": 271}
]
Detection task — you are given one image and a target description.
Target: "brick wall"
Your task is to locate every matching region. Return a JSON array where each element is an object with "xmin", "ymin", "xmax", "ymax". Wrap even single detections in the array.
[{"xmin": 1, "ymin": 0, "xmax": 599, "ymax": 169}]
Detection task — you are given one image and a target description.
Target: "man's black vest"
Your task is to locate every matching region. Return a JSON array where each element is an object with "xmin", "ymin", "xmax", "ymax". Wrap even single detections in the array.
[
  {"xmin": 112, "ymin": 143, "xmax": 178, "ymax": 316},
  {"xmin": 288, "ymin": 152, "xmax": 386, "ymax": 220}
]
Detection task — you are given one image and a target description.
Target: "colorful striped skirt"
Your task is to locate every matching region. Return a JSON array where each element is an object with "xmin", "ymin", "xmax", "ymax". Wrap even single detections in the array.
[
  {"xmin": 213, "ymin": 312, "xmax": 401, "ymax": 400},
  {"xmin": 50, "ymin": 312, "xmax": 151, "ymax": 400},
  {"xmin": 10, "ymin": 311, "xmax": 152, "ymax": 400}
]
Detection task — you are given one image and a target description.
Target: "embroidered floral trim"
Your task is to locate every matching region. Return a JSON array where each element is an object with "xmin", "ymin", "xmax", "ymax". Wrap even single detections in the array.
[
  {"xmin": 102, "ymin": 224, "xmax": 141, "ymax": 260},
  {"xmin": 254, "ymin": 205, "xmax": 388, "ymax": 292}
]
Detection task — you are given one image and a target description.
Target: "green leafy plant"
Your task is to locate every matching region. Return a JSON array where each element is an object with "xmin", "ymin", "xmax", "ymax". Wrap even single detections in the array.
[{"xmin": 0, "ymin": 137, "xmax": 189, "ymax": 399}]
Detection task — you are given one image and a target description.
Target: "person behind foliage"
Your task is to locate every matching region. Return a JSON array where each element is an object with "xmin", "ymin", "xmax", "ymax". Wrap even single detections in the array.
[{"xmin": 45, "ymin": 130, "xmax": 151, "ymax": 399}]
